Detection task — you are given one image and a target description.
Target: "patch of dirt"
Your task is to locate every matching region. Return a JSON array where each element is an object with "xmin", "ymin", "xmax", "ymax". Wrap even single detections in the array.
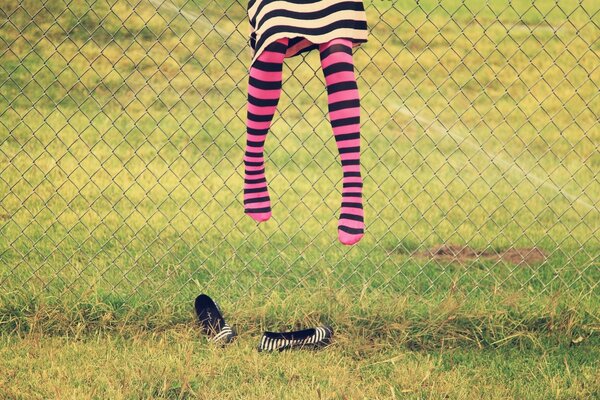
[{"xmin": 413, "ymin": 244, "xmax": 547, "ymax": 266}]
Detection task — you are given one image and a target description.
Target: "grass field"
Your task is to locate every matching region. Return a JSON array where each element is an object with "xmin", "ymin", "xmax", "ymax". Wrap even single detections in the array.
[{"xmin": 0, "ymin": 0, "xmax": 599, "ymax": 398}]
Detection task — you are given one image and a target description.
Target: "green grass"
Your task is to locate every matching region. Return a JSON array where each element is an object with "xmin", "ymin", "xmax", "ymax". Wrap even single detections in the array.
[
  {"xmin": 1, "ymin": 329, "xmax": 599, "ymax": 399},
  {"xmin": 0, "ymin": 0, "xmax": 599, "ymax": 398},
  {"xmin": 1, "ymin": 290, "xmax": 599, "ymax": 398}
]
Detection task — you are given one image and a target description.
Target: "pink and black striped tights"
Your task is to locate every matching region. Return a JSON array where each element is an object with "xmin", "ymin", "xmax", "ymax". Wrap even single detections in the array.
[{"xmin": 243, "ymin": 37, "xmax": 364, "ymax": 246}]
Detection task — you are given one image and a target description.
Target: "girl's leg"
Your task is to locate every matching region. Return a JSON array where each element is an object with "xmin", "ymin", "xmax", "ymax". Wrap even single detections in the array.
[
  {"xmin": 319, "ymin": 38, "xmax": 364, "ymax": 245},
  {"xmin": 244, "ymin": 37, "xmax": 289, "ymax": 222}
]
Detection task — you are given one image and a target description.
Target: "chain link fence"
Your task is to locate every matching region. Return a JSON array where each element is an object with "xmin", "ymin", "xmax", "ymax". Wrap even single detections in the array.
[{"xmin": 0, "ymin": 0, "xmax": 598, "ymax": 307}]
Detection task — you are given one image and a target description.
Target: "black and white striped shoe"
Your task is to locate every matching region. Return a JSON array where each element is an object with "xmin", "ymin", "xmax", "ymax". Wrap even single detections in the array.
[
  {"xmin": 194, "ymin": 294, "xmax": 236, "ymax": 345},
  {"xmin": 257, "ymin": 325, "xmax": 333, "ymax": 352}
]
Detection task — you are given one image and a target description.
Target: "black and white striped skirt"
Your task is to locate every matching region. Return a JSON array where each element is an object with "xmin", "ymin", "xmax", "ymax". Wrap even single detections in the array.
[{"xmin": 247, "ymin": 0, "xmax": 369, "ymax": 66}]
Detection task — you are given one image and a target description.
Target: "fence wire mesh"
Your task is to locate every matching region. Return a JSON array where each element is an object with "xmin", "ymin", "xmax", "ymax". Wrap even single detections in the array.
[{"xmin": 0, "ymin": 0, "xmax": 598, "ymax": 306}]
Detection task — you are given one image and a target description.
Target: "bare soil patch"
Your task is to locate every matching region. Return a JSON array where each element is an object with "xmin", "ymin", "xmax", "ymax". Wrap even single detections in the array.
[{"xmin": 413, "ymin": 244, "xmax": 547, "ymax": 265}]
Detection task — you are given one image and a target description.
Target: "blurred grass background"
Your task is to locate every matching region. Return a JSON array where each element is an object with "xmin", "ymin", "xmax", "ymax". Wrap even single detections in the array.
[{"xmin": 0, "ymin": 0, "xmax": 598, "ymax": 398}]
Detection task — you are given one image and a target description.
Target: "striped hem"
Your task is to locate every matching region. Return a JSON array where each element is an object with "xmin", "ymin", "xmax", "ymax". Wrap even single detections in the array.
[{"xmin": 251, "ymin": 29, "xmax": 368, "ymax": 67}]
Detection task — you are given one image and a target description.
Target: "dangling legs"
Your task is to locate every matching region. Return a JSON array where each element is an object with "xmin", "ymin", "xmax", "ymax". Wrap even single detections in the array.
[
  {"xmin": 319, "ymin": 38, "xmax": 365, "ymax": 245},
  {"xmin": 244, "ymin": 37, "xmax": 289, "ymax": 222}
]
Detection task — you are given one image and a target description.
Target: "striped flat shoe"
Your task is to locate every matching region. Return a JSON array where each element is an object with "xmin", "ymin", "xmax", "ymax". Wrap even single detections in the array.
[
  {"xmin": 194, "ymin": 294, "xmax": 236, "ymax": 344},
  {"xmin": 258, "ymin": 325, "xmax": 333, "ymax": 352}
]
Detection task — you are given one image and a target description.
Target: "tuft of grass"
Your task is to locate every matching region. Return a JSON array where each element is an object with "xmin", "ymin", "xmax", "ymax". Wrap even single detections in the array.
[{"xmin": 1, "ymin": 288, "xmax": 598, "ymax": 352}]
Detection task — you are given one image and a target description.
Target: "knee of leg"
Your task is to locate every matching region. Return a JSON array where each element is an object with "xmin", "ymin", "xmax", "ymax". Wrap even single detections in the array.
[{"xmin": 320, "ymin": 39, "xmax": 353, "ymax": 60}]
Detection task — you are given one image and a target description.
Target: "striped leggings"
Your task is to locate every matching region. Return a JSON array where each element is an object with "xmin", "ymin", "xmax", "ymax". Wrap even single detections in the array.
[{"xmin": 244, "ymin": 37, "xmax": 364, "ymax": 246}]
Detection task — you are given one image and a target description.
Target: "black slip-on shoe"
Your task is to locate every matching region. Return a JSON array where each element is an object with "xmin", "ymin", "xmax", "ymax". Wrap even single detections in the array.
[
  {"xmin": 258, "ymin": 325, "xmax": 333, "ymax": 352},
  {"xmin": 194, "ymin": 294, "xmax": 236, "ymax": 344}
]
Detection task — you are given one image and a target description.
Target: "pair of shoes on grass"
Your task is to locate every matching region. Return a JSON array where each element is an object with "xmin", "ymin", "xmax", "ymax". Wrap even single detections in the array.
[{"xmin": 195, "ymin": 294, "xmax": 333, "ymax": 352}]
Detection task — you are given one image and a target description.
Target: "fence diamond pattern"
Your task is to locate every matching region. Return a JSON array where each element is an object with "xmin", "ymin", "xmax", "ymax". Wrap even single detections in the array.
[{"xmin": 0, "ymin": 0, "xmax": 598, "ymax": 304}]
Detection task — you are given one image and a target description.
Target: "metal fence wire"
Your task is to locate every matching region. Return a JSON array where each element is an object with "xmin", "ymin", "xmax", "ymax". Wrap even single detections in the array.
[{"xmin": 0, "ymin": 0, "xmax": 598, "ymax": 305}]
